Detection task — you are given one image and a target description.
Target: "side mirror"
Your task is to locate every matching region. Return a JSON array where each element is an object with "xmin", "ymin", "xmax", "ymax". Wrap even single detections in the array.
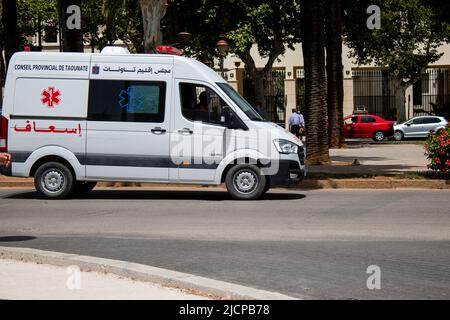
[{"xmin": 221, "ymin": 106, "xmax": 244, "ymax": 130}]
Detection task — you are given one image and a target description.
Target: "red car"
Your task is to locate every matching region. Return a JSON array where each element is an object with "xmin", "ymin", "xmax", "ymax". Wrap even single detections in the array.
[{"xmin": 344, "ymin": 114, "xmax": 395, "ymax": 141}]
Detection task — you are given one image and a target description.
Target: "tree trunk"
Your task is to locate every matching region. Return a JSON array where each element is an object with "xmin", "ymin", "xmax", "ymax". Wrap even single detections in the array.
[
  {"xmin": 139, "ymin": 0, "xmax": 167, "ymax": 53},
  {"xmin": 59, "ymin": 0, "xmax": 84, "ymax": 52},
  {"xmin": 392, "ymin": 78, "xmax": 407, "ymax": 122},
  {"xmin": 2, "ymin": 0, "xmax": 19, "ymax": 69},
  {"xmin": 325, "ymin": 0, "xmax": 345, "ymax": 148},
  {"xmin": 239, "ymin": 48, "xmax": 266, "ymax": 107},
  {"xmin": 301, "ymin": 0, "xmax": 330, "ymax": 165}
]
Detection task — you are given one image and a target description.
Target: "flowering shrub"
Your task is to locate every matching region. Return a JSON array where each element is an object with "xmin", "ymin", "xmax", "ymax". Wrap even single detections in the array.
[{"xmin": 425, "ymin": 125, "xmax": 450, "ymax": 172}]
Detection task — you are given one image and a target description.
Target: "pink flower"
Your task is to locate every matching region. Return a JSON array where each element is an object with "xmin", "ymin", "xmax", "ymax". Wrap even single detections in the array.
[{"xmin": 434, "ymin": 158, "xmax": 441, "ymax": 164}]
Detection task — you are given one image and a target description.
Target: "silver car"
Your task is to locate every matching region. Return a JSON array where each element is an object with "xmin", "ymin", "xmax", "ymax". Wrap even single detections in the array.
[{"xmin": 393, "ymin": 116, "xmax": 448, "ymax": 141}]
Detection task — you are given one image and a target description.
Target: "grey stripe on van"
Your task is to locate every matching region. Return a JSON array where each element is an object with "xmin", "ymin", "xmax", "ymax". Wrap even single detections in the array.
[
  {"xmin": 77, "ymin": 154, "xmax": 219, "ymax": 169},
  {"xmin": 8, "ymin": 151, "xmax": 219, "ymax": 170},
  {"xmin": 9, "ymin": 151, "xmax": 32, "ymax": 163}
]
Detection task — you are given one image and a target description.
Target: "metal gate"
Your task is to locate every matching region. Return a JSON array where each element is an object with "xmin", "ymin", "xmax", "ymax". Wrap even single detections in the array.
[
  {"xmin": 413, "ymin": 68, "xmax": 450, "ymax": 118},
  {"xmin": 352, "ymin": 69, "xmax": 396, "ymax": 120},
  {"xmin": 243, "ymin": 68, "xmax": 286, "ymax": 127}
]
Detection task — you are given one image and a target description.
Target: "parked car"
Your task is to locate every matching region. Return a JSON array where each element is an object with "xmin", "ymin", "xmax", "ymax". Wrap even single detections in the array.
[
  {"xmin": 343, "ymin": 114, "xmax": 395, "ymax": 141},
  {"xmin": 393, "ymin": 116, "xmax": 448, "ymax": 141}
]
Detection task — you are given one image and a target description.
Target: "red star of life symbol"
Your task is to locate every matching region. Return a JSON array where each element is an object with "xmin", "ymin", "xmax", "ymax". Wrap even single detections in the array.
[{"xmin": 41, "ymin": 87, "xmax": 61, "ymax": 108}]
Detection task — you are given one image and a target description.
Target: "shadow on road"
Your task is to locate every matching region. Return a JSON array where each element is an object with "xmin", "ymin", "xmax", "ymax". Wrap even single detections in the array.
[
  {"xmin": 5, "ymin": 190, "xmax": 306, "ymax": 201},
  {"xmin": 0, "ymin": 236, "xmax": 36, "ymax": 242}
]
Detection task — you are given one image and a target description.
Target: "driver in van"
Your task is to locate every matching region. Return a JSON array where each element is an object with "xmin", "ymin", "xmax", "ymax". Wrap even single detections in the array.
[
  {"xmin": 194, "ymin": 91, "xmax": 210, "ymax": 122},
  {"xmin": 0, "ymin": 153, "xmax": 11, "ymax": 166}
]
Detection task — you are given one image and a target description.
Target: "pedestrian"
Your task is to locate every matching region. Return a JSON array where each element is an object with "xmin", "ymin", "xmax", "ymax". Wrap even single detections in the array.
[
  {"xmin": 297, "ymin": 109, "xmax": 305, "ymax": 139},
  {"xmin": 254, "ymin": 101, "xmax": 266, "ymax": 119},
  {"xmin": 288, "ymin": 108, "xmax": 302, "ymax": 138},
  {"xmin": 0, "ymin": 153, "xmax": 11, "ymax": 166}
]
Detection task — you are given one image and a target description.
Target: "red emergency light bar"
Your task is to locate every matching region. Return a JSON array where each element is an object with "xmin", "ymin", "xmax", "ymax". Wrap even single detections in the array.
[{"xmin": 156, "ymin": 45, "xmax": 183, "ymax": 56}]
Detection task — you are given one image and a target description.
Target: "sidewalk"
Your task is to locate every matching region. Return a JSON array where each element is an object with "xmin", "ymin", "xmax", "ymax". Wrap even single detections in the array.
[
  {"xmin": 0, "ymin": 258, "xmax": 206, "ymax": 300},
  {"xmin": 309, "ymin": 141, "xmax": 428, "ymax": 174}
]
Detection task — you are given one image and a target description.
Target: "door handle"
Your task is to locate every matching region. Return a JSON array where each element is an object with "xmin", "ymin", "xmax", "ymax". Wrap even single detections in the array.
[
  {"xmin": 178, "ymin": 128, "xmax": 193, "ymax": 135},
  {"xmin": 151, "ymin": 127, "xmax": 166, "ymax": 135}
]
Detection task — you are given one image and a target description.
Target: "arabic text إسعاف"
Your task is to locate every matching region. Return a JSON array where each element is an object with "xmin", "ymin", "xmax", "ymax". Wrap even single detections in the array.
[{"xmin": 14, "ymin": 121, "xmax": 82, "ymax": 136}]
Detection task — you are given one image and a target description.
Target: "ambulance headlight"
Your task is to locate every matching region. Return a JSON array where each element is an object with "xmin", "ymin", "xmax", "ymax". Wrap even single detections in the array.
[{"xmin": 273, "ymin": 139, "xmax": 299, "ymax": 154}]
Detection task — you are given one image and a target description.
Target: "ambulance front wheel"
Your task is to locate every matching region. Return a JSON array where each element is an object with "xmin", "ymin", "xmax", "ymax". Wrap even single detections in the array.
[
  {"xmin": 34, "ymin": 162, "xmax": 75, "ymax": 199},
  {"xmin": 225, "ymin": 164, "xmax": 266, "ymax": 200}
]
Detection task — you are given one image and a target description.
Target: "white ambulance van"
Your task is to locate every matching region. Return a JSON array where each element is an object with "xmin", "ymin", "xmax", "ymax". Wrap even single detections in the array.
[{"xmin": 0, "ymin": 47, "xmax": 305, "ymax": 200}]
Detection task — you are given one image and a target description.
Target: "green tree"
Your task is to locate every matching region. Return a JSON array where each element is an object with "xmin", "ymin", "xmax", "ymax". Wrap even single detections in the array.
[
  {"xmin": 301, "ymin": 0, "xmax": 330, "ymax": 164},
  {"xmin": 102, "ymin": 0, "xmax": 166, "ymax": 53},
  {"xmin": 169, "ymin": 0, "xmax": 301, "ymax": 113},
  {"xmin": 81, "ymin": 0, "xmax": 106, "ymax": 52},
  {"xmin": 344, "ymin": 0, "xmax": 447, "ymax": 122},
  {"xmin": 17, "ymin": 0, "xmax": 58, "ymax": 51}
]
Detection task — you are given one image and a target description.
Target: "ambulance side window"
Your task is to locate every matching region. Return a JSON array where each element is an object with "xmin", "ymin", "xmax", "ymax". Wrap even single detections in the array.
[
  {"xmin": 88, "ymin": 80, "xmax": 166, "ymax": 122},
  {"xmin": 179, "ymin": 83, "xmax": 229, "ymax": 125}
]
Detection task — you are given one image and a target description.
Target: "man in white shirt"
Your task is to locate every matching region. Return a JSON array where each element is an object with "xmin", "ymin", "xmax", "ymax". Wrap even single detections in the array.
[{"xmin": 288, "ymin": 109, "xmax": 305, "ymax": 138}]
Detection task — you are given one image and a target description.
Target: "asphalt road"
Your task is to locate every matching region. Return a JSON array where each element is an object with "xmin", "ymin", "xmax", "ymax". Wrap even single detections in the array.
[{"xmin": 0, "ymin": 187, "xmax": 449, "ymax": 299}]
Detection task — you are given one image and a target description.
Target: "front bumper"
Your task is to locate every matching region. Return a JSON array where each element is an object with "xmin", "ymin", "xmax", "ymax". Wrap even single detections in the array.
[{"xmin": 268, "ymin": 146, "xmax": 305, "ymax": 186}]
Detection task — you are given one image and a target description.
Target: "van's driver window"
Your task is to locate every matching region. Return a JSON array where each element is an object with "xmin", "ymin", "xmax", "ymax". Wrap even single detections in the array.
[
  {"xmin": 179, "ymin": 83, "xmax": 228, "ymax": 125},
  {"xmin": 88, "ymin": 80, "xmax": 166, "ymax": 122}
]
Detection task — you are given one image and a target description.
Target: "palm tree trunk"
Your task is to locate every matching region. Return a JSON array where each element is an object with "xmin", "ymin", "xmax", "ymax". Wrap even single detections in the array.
[
  {"xmin": 139, "ymin": 0, "xmax": 167, "ymax": 53},
  {"xmin": 59, "ymin": 0, "xmax": 84, "ymax": 52},
  {"xmin": 325, "ymin": 0, "xmax": 345, "ymax": 148},
  {"xmin": 301, "ymin": 0, "xmax": 330, "ymax": 165},
  {"xmin": 2, "ymin": 0, "xmax": 19, "ymax": 69}
]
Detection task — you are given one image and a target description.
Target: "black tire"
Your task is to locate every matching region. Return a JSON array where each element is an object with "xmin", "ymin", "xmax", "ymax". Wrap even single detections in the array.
[
  {"xmin": 393, "ymin": 130, "xmax": 404, "ymax": 141},
  {"xmin": 34, "ymin": 162, "xmax": 74, "ymax": 199},
  {"xmin": 73, "ymin": 181, "xmax": 97, "ymax": 194},
  {"xmin": 263, "ymin": 179, "xmax": 271, "ymax": 194},
  {"xmin": 225, "ymin": 164, "xmax": 266, "ymax": 200},
  {"xmin": 373, "ymin": 130, "xmax": 386, "ymax": 142}
]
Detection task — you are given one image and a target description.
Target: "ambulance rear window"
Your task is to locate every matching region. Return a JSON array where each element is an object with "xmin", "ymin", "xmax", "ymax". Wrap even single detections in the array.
[{"xmin": 88, "ymin": 80, "xmax": 166, "ymax": 123}]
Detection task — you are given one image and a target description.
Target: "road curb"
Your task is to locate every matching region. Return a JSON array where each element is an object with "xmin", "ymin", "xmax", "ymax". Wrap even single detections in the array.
[{"xmin": 0, "ymin": 246, "xmax": 298, "ymax": 300}]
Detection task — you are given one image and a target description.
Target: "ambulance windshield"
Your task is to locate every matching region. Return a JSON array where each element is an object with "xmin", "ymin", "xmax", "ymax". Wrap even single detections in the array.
[{"xmin": 216, "ymin": 82, "xmax": 265, "ymax": 121}]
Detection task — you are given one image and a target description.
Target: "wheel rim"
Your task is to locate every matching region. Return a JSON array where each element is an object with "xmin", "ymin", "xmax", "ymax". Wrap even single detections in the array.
[
  {"xmin": 375, "ymin": 132, "xmax": 384, "ymax": 141},
  {"xmin": 41, "ymin": 169, "xmax": 65, "ymax": 194},
  {"xmin": 233, "ymin": 170, "xmax": 258, "ymax": 194},
  {"xmin": 394, "ymin": 132, "xmax": 402, "ymax": 141}
]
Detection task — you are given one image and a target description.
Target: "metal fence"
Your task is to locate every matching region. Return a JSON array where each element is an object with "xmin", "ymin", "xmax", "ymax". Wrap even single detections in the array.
[
  {"xmin": 243, "ymin": 69, "xmax": 286, "ymax": 127},
  {"xmin": 353, "ymin": 68, "xmax": 450, "ymax": 120}
]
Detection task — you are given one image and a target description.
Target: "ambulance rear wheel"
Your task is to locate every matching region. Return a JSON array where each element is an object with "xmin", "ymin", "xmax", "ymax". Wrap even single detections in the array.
[
  {"xmin": 225, "ymin": 164, "xmax": 266, "ymax": 200},
  {"xmin": 34, "ymin": 162, "xmax": 74, "ymax": 199}
]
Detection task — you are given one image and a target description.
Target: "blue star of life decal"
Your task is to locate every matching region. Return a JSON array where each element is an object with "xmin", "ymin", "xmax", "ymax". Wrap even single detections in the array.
[{"xmin": 118, "ymin": 87, "xmax": 144, "ymax": 112}]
